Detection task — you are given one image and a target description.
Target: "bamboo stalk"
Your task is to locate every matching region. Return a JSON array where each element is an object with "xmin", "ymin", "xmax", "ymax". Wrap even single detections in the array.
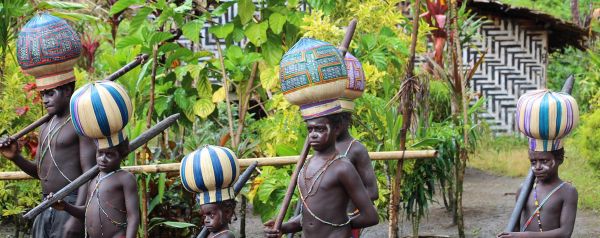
[{"xmin": 0, "ymin": 150, "xmax": 437, "ymax": 181}]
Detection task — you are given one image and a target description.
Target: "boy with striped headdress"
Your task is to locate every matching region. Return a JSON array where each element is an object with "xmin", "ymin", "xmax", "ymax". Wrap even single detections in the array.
[
  {"xmin": 0, "ymin": 14, "xmax": 96, "ymax": 238},
  {"xmin": 180, "ymin": 145, "xmax": 240, "ymax": 238},
  {"xmin": 498, "ymin": 89, "xmax": 579, "ymax": 238},
  {"xmin": 51, "ymin": 81, "xmax": 140, "ymax": 238}
]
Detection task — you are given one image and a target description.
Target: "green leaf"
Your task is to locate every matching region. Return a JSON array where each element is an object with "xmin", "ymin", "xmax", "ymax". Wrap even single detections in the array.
[
  {"xmin": 174, "ymin": 88, "xmax": 191, "ymax": 110},
  {"xmin": 174, "ymin": 0, "xmax": 192, "ymax": 13},
  {"xmin": 38, "ymin": 1, "xmax": 86, "ymax": 10},
  {"xmin": 196, "ymin": 76, "xmax": 212, "ymax": 97},
  {"xmin": 182, "ymin": 19, "xmax": 204, "ymax": 44},
  {"xmin": 259, "ymin": 63, "xmax": 278, "ymax": 90},
  {"xmin": 211, "ymin": 1, "xmax": 235, "ymax": 17},
  {"xmin": 50, "ymin": 12, "xmax": 98, "ymax": 22},
  {"xmin": 166, "ymin": 47, "xmax": 193, "ymax": 66},
  {"xmin": 208, "ymin": 23, "xmax": 234, "ymax": 39},
  {"xmin": 232, "ymin": 27, "xmax": 246, "ymax": 42},
  {"xmin": 268, "ymin": 13, "xmax": 286, "ymax": 34},
  {"xmin": 116, "ymin": 35, "xmax": 143, "ymax": 49},
  {"xmin": 193, "ymin": 98, "xmax": 215, "ymax": 118},
  {"xmin": 262, "ymin": 39, "xmax": 284, "ymax": 66},
  {"xmin": 226, "ymin": 46, "xmax": 243, "ymax": 60},
  {"xmin": 238, "ymin": 0, "xmax": 256, "ymax": 24},
  {"xmin": 148, "ymin": 31, "xmax": 174, "ymax": 46},
  {"xmin": 162, "ymin": 221, "xmax": 196, "ymax": 229},
  {"xmin": 275, "ymin": 144, "xmax": 297, "ymax": 156},
  {"xmin": 129, "ymin": 7, "xmax": 153, "ymax": 34},
  {"xmin": 244, "ymin": 21, "xmax": 269, "ymax": 45},
  {"xmin": 109, "ymin": 0, "xmax": 139, "ymax": 15},
  {"xmin": 241, "ymin": 52, "xmax": 262, "ymax": 66}
]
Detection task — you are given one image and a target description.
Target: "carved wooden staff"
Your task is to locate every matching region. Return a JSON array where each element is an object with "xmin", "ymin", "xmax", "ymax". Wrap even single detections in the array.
[
  {"xmin": 273, "ymin": 18, "xmax": 358, "ymax": 232},
  {"xmin": 196, "ymin": 161, "xmax": 259, "ymax": 238},
  {"xmin": 23, "ymin": 113, "xmax": 180, "ymax": 220},
  {"xmin": 504, "ymin": 75, "xmax": 575, "ymax": 232},
  {"xmin": 0, "ymin": 54, "xmax": 149, "ymax": 144}
]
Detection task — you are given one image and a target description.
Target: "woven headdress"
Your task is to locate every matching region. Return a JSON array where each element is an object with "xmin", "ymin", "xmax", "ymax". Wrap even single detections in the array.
[
  {"xmin": 516, "ymin": 89, "xmax": 579, "ymax": 151},
  {"xmin": 279, "ymin": 38, "xmax": 348, "ymax": 119},
  {"xmin": 70, "ymin": 81, "xmax": 132, "ymax": 149},
  {"xmin": 179, "ymin": 145, "xmax": 240, "ymax": 205},
  {"xmin": 17, "ymin": 13, "xmax": 81, "ymax": 91},
  {"xmin": 339, "ymin": 52, "xmax": 365, "ymax": 112}
]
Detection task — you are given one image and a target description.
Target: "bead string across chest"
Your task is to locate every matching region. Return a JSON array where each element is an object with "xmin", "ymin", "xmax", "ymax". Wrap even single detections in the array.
[
  {"xmin": 38, "ymin": 116, "xmax": 74, "ymax": 182},
  {"xmin": 521, "ymin": 180, "xmax": 567, "ymax": 232},
  {"xmin": 85, "ymin": 169, "xmax": 127, "ymax": 238}
]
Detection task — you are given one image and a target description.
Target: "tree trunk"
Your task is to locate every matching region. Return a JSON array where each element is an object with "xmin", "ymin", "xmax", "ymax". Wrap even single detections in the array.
[
  {"xmin": 571, "ymin": 0, "xmax": 581, "ymax": 26},
  {"xmin": 240, "ymin": 196, "xmax": 247, "ymax": 238}
]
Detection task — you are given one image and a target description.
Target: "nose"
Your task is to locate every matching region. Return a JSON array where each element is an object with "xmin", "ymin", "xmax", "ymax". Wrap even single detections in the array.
[{"xmin": 533, "ymin": 161, "xmax": 542, "ymax": 170}]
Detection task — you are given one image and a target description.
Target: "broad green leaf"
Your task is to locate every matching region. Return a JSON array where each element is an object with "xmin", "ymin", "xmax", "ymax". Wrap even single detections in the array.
[
  {"xmin": 268, "ymin": 13, "xmax": 286, "ymax": 34},
  {"xmin": 211, "ymin": 1, "xmax": 235, "ymax": 17},
  {"xmin": 162, "ymin": 221, "xmax": 196, "ymax": 229},
  {"xmin": 166, "ymin": 47, "xmax": 193, "ymax": 67},
  {"xmin": 174, "ymin": 88, "xmax": 191, "ymax": 110},
  {"xmin": 109, "ymin": 0, "xmax": 139, "ymax": 15},
  {"xmin": 38, "ymin": 1, "xmax": 86, "ymax": 10},
  {"xmin": 186, "ymin": 63, "xmax": 205, "ymax": 81},
  {"xmin": 193, "ymin": 98, "xmax": 215, "ymax": 118},
  {"xmin": 232, "ymin": 27, "xmax": 245, "ymax": 42},
  {"xmin": 241, "ymin": 52, "xmax": 262, "ymax": 66},
  {"xmin": 244, "ymin": 21, "xmax": 269, "ymax": 46},
  {"xmin": 51, "ymin": 12, "xmax": 98, "ymax": 22},
  {"xmin": 275, "ymin": 144, "xmax": 297, "ymax": 156},
  {"xmin": 238, "ymin": 0, "xmax": 255, "ymax": 24},
  {"xmin": 174, "ymin": 0, "xmax": 192, "ymax": 13},
  {"xmin": 287, "ymin": 0, "xmax": 299, "ymax": 8},
  {"xmin": 212, "ymin": 87, "xmax": 226, "ymax": 103},
  {"xmin": 129, "ymin": 7, "xmax": 152, "ymax": 34},
  {"xmin": 208, "ymin": 23, "xmax": 234, "ymax": 39},
  {"xmin": 148, "ymin": 31, "xmax": 174, "ymax": 46},
  {"xmin": 116, "ymin": 35, "xmax": 143, "ymax": 49},
  {"xmin": 262, "ymin": 40, "xmax": 284, "ymax": 66},
  {"xmin": 182, "ymin": 19, "xmax": 204, "ymax": 44},
  {"xmin": 196, "ymin": 77, "xmax": 212, "ymax": 97},
  {"xmin": 158, "ymin": 42, "xmax": 181, "ymax": 53},
  {"xmin": 259, "ymin": 63, "xmax": 279, "ymax": 90}
]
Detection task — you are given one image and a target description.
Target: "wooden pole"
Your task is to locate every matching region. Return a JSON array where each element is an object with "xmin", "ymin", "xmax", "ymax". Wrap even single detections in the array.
[
  {"xmin": 22, "ymin": 113, "xmax": 180, "ymax": 219},
  {"xmin": 0, "ymin": 54, "xmax": 149, "ymax": 144},
  {"xmin": 504, "ymin": 75, "xmax": 575, "ymax": 232},
  {"xmin": 389, "ymin": 0, "xmax": 420, "ymax": 237},
  {"xmin": 0, "ymin": 150, "xmax": 437, "ymax": 181}
]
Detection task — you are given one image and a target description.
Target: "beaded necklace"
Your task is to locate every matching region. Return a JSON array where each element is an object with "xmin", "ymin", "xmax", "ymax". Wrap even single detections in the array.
[
  {"xmin": 85, "ymin": 170, "xmax": 127, "ymax": 238},
  {"xmin": 521, "ymin": 180, "xmax": 567, "ymax": 232},
  {"xmin": 533, "ymin": 181, "xmax": 543, "ymax": 232},
  {"xmin": 37, "ymin": 116, "xmax": 73, "ymax": 182},
  {"xmin": 211, "ymin": 229, "xmax": 232, "ymax": 237},
  {"xmin": 300, "ymin": 153, "xmax": 339, "ymax": 198}
]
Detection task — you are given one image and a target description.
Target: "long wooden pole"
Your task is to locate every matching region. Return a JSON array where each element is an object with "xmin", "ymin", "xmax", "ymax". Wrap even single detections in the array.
[
  {"xmin": 22, "ymin": 113, "xmax": 180, "ymax": 219},
  {"xmin": 0, "ymin": 54, "xmax": 149, "ymax": 144},
  {"xmin": 272, "ymin": 18, "xmax": 358, "ymax": 232},
  {"xmin": 389, "ymin": 0, "xmax": 420, "ymax": 237},
  {"xmin": 504, "ymin": 75, "xmax": 575, "ymax": 232}
]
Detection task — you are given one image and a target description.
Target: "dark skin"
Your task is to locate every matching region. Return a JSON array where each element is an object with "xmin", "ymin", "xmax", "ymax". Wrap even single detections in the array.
[
  {"xmin": 0, "ymin": 84, "xmax": 97, "ymax": 238},
  {"xmin": 200, "ymin": 203, "xmax": 236, "ymax": 238},
  {"xmin": 336, "ymin": 114, "xmax": 378, "ymax": 209},
  {"xmin": 52, "ymin": 144, "xmax": 140, "ymax": 238},
  {"xmin": 264, "ymin": 117, "xmax": 378, "ymax": 238},
  {"xmin": 497, "ymin": 151, "xmax": 578, "ymax": 238}
]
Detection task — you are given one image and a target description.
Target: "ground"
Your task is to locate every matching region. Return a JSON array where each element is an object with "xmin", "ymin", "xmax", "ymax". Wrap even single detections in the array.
[{"xmin": 1, "ymin": 168, "xmax": 599, "ymax": 237}]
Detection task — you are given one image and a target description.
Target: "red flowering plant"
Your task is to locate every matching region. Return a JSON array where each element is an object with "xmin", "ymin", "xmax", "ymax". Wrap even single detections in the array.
[
  {"xmin": 421, "ymin": 0, "xmax": 449, "ymax": 68},
  {"xmin": 81, "ymin": 33, "xmax": 100, "ymax": 72}
]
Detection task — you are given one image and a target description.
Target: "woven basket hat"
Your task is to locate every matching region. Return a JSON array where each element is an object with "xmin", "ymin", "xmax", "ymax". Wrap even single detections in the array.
[
  {"xmin": 180, "ymin": 145, "xmax": 240, "ymax": 205},
  {"xmin": 516, "ymin": 89, "xmax": 579, "ymax": 151},
  {"xmin": 279, "ymin": 38, "xmax": 348, "ymax": 119},
  {"xmin": 339, "ymin": 52, "xmax": 366, "ymax": 112},
  {"xmin": 69, "ymin": 81, "xmax": 133, "ymax": 149},
  {"xmin": 17, "ymin": 13, "xmax": 81, "ymax": 91}
]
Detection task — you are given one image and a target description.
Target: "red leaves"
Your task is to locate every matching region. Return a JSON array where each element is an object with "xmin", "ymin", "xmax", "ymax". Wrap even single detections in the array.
[
  {"xmin": 23, "ymin": 82, "xmax": 41, "ymax": 103},
  {"xmin": 15, "ymin": 106, "xmax": 29, "ymax": 116},
  {"xmin": 81, "ymin": 33, "xmax": 100, "ymax": 73}
]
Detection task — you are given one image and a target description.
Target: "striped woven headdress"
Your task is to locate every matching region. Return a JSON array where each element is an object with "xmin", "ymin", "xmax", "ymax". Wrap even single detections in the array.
[
  {"xmin": 516, "ymin": 89, "xmax": 579, "ymax": 151},
  {"xmin": 69, "ymin": 81, "xmax": 132, "ymax": 149},
  {"xmin": 180, "ymin": 145, "xmax": 240, "ymax": 205}
]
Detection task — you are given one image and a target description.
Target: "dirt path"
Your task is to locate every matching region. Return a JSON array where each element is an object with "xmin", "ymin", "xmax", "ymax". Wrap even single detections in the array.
[{"xmin": 230, "ymin": 167, "xmax": 600, "ymax": 237}]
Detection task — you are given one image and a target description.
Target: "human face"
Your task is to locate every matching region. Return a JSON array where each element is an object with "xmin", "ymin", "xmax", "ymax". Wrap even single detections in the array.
[
  {"xmin": 97, "ymin": 147, "xmax": 122, "ymax": 172},
  {"xmin": 41, "ymin": 87, "xmax": 70, "ymax": 116},
  {"xmin": 306, "ymin": 117, "xmax": 336, "ymax": 151},
  {"xmin": 200, "ymin": 204, "xmax": 227, "ymax": 233},
  {"xmin": 529, "ymin": 151, "xmax": 559, "ymax": 182}
]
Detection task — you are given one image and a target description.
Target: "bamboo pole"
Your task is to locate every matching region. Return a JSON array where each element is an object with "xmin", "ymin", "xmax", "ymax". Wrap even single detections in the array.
[{"xmin": 0, "ymin": 150, "xmax": 437, "ymax": 180}]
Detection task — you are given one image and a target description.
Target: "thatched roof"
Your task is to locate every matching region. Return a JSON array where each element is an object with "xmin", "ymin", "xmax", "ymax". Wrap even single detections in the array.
[{"xmin": 468, "ymin": 0, "xmax": 588, "ymax": 51}]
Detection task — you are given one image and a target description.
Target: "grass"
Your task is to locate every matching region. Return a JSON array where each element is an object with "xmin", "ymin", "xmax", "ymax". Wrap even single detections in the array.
[{"xmin": 469, "ymin": 135, "xmax": 600, "ymax": 212}]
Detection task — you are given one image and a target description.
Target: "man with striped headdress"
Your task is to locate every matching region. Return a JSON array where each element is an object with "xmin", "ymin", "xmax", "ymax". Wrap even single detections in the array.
[
  {"xmin": 498, "ymin": 89, "xmax": 579, "ymax": 238},
  {"xmin": 0, "ymin": 14, "xmax": 96, "ymax": 238}
]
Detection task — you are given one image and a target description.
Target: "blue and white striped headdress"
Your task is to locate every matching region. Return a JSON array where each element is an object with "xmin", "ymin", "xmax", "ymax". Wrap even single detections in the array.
[
  {"xmin": 69, "ymin": 81, "xmax": 132, "ymax": 149},
  {"xmin": 180, "ymin": 145, "xmax": 240, "ymax": 205}
]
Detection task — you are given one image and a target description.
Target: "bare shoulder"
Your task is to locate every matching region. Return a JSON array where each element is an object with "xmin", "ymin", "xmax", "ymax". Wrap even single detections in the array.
[
  {"xmin": 346, "ymin": 141, "xmax": 369, "ymax": 162},
  {"xmin": 221, "ymin": 231, "xmax": 236, "ymax": 238},
  {"xmin": 560, "ymin": 182, "xmax": 578, "ymax": 200},
  {"xmin": 117, "ymin": 171, "xmax": 137, "ymax": 184},
  {"xmin": 331, "ymin": 158, "xmax": 359, "ymax": 177}
]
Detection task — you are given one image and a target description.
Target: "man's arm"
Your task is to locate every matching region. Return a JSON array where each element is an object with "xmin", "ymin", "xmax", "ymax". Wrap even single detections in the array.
[
  {"xmin": 122, "ymin": 173, "xmax": 140, "ymax": 238},
  {"xmin": 76, "ymin": 135, "xmax": 96, "ymax": 206},
  {"xmin": 264, "ymin": 215, "xmax": 302, "ymax": 237},
  {"xmin": 0, "ymin": 138, "xmax": 39, "ymax": 178},
  {"xmin": 337, "ymin": 160, "xmax": 378, "ymax": 228},
  {"xmin": 350, "ymin": 143, "xmax": 378, "ymax": 201}
]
